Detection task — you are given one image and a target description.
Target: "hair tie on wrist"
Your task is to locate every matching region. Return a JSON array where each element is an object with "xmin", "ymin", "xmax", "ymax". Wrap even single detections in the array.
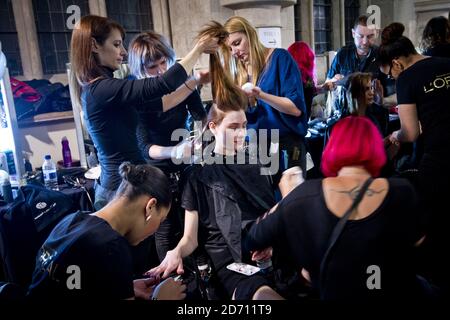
[{"xmin": 184, "ymin": 81, "xmax": 195, "ymax": 91}]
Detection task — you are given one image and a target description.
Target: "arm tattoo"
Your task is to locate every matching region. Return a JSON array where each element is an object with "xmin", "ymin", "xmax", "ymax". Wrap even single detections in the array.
[{"xmin": 331, "ymin": 184, "xmax": 386, "ymax": 201}]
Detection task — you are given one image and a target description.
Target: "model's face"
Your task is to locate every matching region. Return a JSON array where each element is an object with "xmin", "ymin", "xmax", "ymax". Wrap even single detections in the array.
[
  {"xmin": 210, "ymin": 110, "xmax": 247, "ymax": 154},
  {"xmin": 93, "ymin": 28, "xmax": 127, "ymax": 70},
  {"xmin": 145, "ymin": 56, "xmax": 168, "ymax": 77},
  {"xmin": 363, "ymin": 79, "xmax": 375, "ymax": 106},
  {"xmin": 227, "ymin": 32, "xmax": 250, "ymax": 62},
  {"xmin": 352, "ymin": 25, "xmax": 377, "ymax": 55}
]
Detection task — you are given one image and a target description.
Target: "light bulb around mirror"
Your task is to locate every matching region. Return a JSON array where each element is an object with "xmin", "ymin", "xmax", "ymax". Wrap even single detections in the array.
[{"xmin": 0, "ymin": 50, "xmax": 6, "ymax": 81}]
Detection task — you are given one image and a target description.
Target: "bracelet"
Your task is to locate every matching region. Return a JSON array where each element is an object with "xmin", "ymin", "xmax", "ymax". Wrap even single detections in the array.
[{"xmin": 184, "ymin": 81, "xmax": 195, "ymax": 91}]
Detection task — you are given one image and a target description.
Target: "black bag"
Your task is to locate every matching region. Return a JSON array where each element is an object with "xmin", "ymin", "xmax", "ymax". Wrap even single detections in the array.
[{"xmin": 0, "ymin": 185, "xmax": 77, "ymax": 287}]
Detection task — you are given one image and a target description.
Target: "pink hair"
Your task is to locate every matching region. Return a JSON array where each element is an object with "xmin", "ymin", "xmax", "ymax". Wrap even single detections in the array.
[
  {"xmin": 287, "ymin": 41, "xmax": 316, "ymax": 85},
  {"xmin": 321, "ymin": 116, "xmax": 387, "ymax": 177}
]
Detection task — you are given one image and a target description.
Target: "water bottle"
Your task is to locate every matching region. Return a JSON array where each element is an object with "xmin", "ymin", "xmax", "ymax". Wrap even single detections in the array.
[
  {"xmin": 281, "ymin": 149, "xmax": 289, "ymax": 171},
  {"xmin": 0, "ymin": 169, "xmax": 14, "ymax": 203},
  {"xmin": 61, "ymin": 137, "xmax": 73, "ymax": 168},
  {"xmin": 42, "ymin": 155, "xmax": 59, "ymax": 191}
]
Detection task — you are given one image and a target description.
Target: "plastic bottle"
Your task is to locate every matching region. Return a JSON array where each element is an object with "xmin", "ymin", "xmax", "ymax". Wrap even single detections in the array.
[
  {"xmin": 281, "ymin": 149, "xmax": 289, "ymax": 172},
  {"xmin": 0, "ymin": 169, "xmax": 14, "ymax": 203},
  {"xmin": 42, "ymin": 155, "xmax": 59, "ymax": 191},
  {"xmin": 61, "ymin": 137, "xmax": 73, "ymax": 168}
]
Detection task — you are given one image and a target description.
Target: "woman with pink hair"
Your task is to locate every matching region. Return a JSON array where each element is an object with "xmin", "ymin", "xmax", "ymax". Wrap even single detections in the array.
[
  {"xmin": 245, "ymin": 116, "xmax": 427, "ymax": 300},
  {"xmin": 288, "ymin": 41, "xmax": 317, "ymax": 119}
]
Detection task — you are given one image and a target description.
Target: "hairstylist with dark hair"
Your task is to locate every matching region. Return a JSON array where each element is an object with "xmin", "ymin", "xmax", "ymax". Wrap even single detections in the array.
[{"xmin": 380, "ymin": 22, "xmax": 450, "ymax": 295}]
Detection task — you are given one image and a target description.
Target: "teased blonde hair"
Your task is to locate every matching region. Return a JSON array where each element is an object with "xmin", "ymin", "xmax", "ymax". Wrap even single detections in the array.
[
  {"xmin": 223, "ymin": 16, "xmax": 267, "ymax": 87},
  {"xmin": 197, "ymin": 21, "xmax": 247, "ymax": 113}
]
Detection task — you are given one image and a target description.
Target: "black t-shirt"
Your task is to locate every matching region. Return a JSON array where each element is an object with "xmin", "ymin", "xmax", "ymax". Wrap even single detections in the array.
[
  {"xmin": 245, "ymin": 178, "xmax": 424, "ymax": 300},
  {"xmin": 366, "ymin": 103, "xmax": 389, "ymax": 137},
  {"xmin": 28, "ymin": 211, "xmax": 134, "ymax": 299},
  {"xmin": 396, "ymin": 57, "xmax": 450, "ymax": 155},
  {"xmin": 181, "ymin": 159, "xmax": 275, "ymax": 270}
]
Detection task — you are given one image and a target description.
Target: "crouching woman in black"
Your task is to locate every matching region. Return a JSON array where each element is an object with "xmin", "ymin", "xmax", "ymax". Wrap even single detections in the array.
[
  {"xmin": 244, "ymin": 116, "xmax": 427, "ymax": 300},
  {"xmin": 28, "ymin": 163, "xmax": 186, "ymax": 300}
]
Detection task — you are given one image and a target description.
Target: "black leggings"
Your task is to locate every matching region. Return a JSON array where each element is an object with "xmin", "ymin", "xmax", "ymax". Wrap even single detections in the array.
[
  {"xmin": 417, "ymin": 153, "xmax": 450, "ymax": 295},
  {"xmin": 155, "ymin": 197, "xmax": 183, "ymax": 261},
  {"xmin": 215, "ymin": 264, "xmax": 270, "ymax": 300}
]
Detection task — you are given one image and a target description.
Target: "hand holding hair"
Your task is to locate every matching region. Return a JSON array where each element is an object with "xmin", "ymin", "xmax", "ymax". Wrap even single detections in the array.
[{"xmin": 196, "ymin": 35, "xmax": 220, "ymax": 54}]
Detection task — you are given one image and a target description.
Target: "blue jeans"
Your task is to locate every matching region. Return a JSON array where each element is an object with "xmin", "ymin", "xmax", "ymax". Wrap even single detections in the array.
[{"xmin": 93, "ymin": 182, "xmax": 116, "ymax": 210}]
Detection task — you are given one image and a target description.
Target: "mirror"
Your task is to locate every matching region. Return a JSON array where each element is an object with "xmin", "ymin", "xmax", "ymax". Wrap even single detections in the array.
[
  {"xmin": 66, "ymin": 63, "xmax": 89, "ymax": 169},
  {"xmin": 0, "ymin": 42, "xmax": 6, "ymax": 81},
  {"xmin": 0, "ymin": 43, "xmax": 25, "ymax": 185}
]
